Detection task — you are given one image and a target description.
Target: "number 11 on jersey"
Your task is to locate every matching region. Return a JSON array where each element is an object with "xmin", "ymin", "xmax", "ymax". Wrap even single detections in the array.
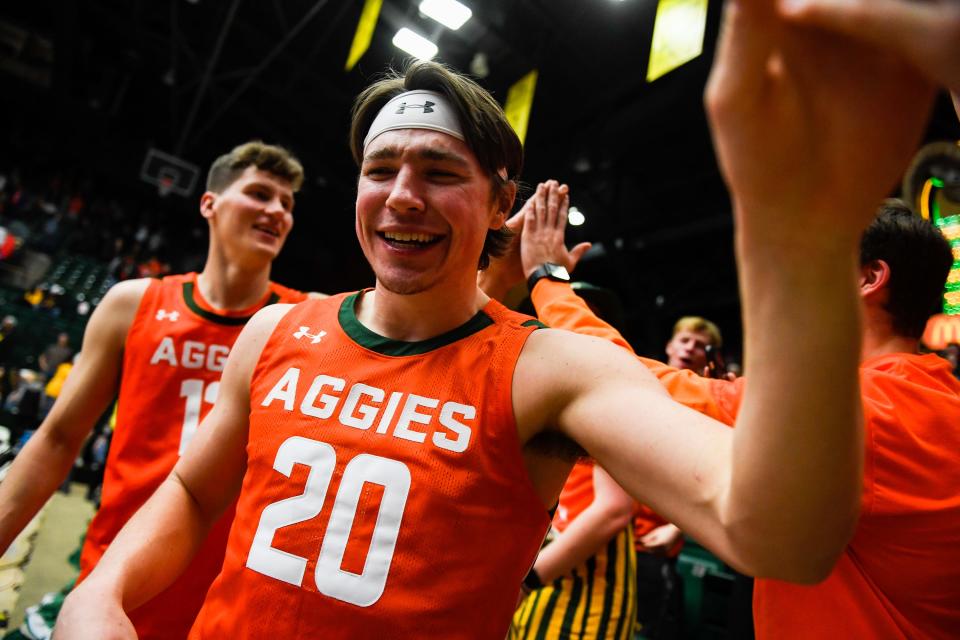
[{"xmin": 179, "ymin": 378, "xmax": 220, "ymax": 455}]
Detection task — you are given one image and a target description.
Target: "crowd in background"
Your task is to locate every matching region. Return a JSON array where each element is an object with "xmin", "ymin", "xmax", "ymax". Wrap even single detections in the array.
[{"xmin": 0, "ymin": 164, "xmax": 211, "ymax": 287}]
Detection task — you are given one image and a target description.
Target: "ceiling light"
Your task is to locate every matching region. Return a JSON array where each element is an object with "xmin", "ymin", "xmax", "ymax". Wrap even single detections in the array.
[
  {"xmin": 419, "ymin": 0, "xmax": 472, "ymax": 30},
  {"xmin": 392, "ymin": 28, "xmax": 439, "ymax": 60},
  {"xmin": 568, "ymin": 207, "xmax": 586, "ymax": 226}
]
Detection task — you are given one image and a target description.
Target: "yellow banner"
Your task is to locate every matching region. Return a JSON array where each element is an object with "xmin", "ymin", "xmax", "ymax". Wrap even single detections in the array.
[
  {"xmin": 647, "ymin": 0, "xmax": 709, "ymax": 82},
  {"xmin": 505, "ymin": 70, "xmax": 538, "ymax": 145},
  {"xmin": 345, "ymin": 0, "xmax": 383, "ymax": 72}
]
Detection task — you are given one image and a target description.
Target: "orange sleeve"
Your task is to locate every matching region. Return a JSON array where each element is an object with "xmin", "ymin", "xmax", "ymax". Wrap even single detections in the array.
[
  {"xmin": 530, "ymin": 280, "xmax": 743, "ymax": 426},
  {"xmin": 530, "ymin": 280, "xmax": 635, "ymax": 353}
]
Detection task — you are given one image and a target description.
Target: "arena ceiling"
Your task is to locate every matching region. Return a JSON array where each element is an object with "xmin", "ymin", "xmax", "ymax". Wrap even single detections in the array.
[{"xmin": 2, "ymin": 0, "xmax": 959, "ymax": 356}]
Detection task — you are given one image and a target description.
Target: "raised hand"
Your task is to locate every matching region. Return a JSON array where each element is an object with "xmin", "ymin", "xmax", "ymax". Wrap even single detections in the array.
[
  {"xmin": 706, "ymin": 0, "xmax": 936, "ymax": 242},
  {"xmin": 639, "ymin": 523, "xmax": 684, "ymax": 556},
  {"xmin": 778, "ymin": 0, "xmax": 960, "ymax": 95},
  {"xmin": 521, "ymin": 181, "xmax": 592, "ymax": 278}
]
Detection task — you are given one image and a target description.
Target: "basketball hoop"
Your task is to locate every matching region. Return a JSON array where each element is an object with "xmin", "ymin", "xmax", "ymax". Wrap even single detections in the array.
[{"xmin": 140, "ymin": 149, "xmax": 198, "ymax": 198}]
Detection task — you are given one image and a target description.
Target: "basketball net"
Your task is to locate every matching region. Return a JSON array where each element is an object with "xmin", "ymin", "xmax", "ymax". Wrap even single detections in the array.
[{"xmin": 158, "ymin": 175, "xmax": 175, "ymax": 198}]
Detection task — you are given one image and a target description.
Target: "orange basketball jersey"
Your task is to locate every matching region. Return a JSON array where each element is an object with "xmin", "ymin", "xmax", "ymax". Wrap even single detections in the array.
[
  {"xmin": 191, "ymin": 292, "xmax": 550, "ymax": 639},
  {"xmin": 78, "ymin": 273, "xmax": 305, "ymax": 640},
  {"xmin": 553, "ymin": 459, "xmax": 595, "ymax": 532}
]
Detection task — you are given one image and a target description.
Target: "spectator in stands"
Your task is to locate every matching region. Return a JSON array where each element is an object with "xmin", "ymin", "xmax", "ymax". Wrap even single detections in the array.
[
  {"xmin": 0, "ymin": 314, "xmax": 18, "ymax": 402},
  {"xmin": 38, "ymin": 332, "xmax": 73, "ymax": 382},
  {"xmin": 635, "ymin": 316, "xmax": 725, "ymax": 639},
  {"xmin": 23, "ymin": 284, "xmax": 45, "ymax": 308},
  {"xmin": 39, "ymin": 353, "xmax": 76, "ymax": 421},
  {"xmin": 664, "ymin": 317, "xmax": 721, "ymax": 374}
]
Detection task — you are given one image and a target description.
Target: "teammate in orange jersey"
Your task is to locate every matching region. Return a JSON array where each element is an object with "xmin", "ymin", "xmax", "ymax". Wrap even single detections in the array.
[
  {"xmin": 491, "ymin": 185, "xmax": 714, "ymax": 640},
  {"xmin": 56, "ymin": 7, "xmax": 937, "ymax": 637},
  {"xmin": 499, "ymin": 188, "xmax": 959, "ymax": 638},
  {"xmin": 0, "ymin": 141, "xmax": 317, "ymax": 639}
]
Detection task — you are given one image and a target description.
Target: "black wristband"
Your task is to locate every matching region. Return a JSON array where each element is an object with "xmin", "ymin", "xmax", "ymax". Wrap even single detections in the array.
[
  {"xmin": 526, "ymin": 262, "xmax": 570, "ymax": 291},
  {"xmin": 523, "ymin": 567, "xmax": 544, "ymax": 592}
]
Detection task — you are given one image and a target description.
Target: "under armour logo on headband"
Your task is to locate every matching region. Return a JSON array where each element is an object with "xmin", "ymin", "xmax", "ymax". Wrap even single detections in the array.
[
  {"xmin": 364, "ymin": 90, "xmax": 464, "ymax": 149},
  {"xmin": 396, "ymin": 101, "xmax": 435, "ymax": 114}
]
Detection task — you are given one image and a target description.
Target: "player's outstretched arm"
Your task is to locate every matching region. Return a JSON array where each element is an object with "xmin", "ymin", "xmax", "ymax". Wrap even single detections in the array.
[
  {"xmin": 55, "ymin": 303, "xmax": 294, "ymax": 639},
  {"xmin": 519, "ymin": 2, "xmax": 938, "ymax": 583},
  {"xmin": 530, "ymin": 465, "xmax": 634, "ymax": 583},
  {"xmin": 0, "ymin": 279, "xmax": 148, "ymax": 555}
]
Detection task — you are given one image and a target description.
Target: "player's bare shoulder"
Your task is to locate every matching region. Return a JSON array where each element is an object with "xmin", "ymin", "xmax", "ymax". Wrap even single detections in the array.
[
  {"xmin": 222, "ymin": 303, "xmax": 297, "ymax": 382},
  {"xmin": 100, "ymin": 277, "xmax": 153, "ymax": 312},
  {"xmin": 518, "ymin": 327, "xmax": 661, "ymax": 387},
  {"xmin": 87, "ymin": 277, "xmax": 155, "ymax": 343},
  {"xmin": 513, "ymin": 327, "xmax": 666, "ymax": 441}
]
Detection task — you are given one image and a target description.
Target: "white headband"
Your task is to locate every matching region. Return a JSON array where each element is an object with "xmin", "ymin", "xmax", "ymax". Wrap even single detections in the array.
[{"xmin": 363, "ymin": 90, "xmax": 465, "ymax": 150}]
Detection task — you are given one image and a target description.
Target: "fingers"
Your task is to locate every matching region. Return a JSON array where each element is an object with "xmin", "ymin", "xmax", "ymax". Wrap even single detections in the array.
[
  {"xmin": 705, "ymin": 0, "xmax": 778, "ymax": 121},
  {"xmin": 779, "ymin": 0, "xmax": 928, "ymax": 44},
  {"xmin": 558, "ymin": 190, "xmax": 570, "ymax": 233},
  {"xmin": 504, "ymin": 209, "xmax": 525, "ymax": 234},
  {"xmin": 525, "ymin": 184, "xmax": 543, "ymax": 234},
  {"xmin": 526, "ymin": 181, "xmax": 571, "ymax": 233},
  {"xmin": 779, "ymin": 0, "xmax": 960, "ymax": 91},
  {"xmin": 545, "ymin": 181, "xmax": 560, "ymax": 228}
]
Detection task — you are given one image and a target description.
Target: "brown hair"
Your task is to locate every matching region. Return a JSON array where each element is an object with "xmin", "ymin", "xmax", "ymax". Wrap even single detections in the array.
[
  {"xmin": 350, "ymin": 61, "xmax": 522, "ymax": 269},
  {"xmin": 206, "ymin": 141, "xmax": 304, "ymax": 193},
  {"xmin": 672, "ymin": 316, "xmax": 723, "ymax": 348}
]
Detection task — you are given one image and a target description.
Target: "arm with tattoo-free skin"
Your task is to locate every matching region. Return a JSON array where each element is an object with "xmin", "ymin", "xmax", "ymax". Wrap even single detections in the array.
[
  {"xmin": 531, "ymin": 465, "xmax": 634, "ymax": 583},
  {"xmin": 512, "ymin": 0, "xmax": 936, "ymax": 581},
  {"xmin": 0, "ymin": 279, "xmax": 149, "ymax": 556},
  {"xmin": 54, "ymin": 304, "xmax": 291, "ymax": 639}
]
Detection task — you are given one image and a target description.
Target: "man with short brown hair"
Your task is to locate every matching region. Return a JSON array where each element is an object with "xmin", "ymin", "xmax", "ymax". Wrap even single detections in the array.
[{"xmin": 0, "ymin": 141, "xmax": 315, "ymax": 639}]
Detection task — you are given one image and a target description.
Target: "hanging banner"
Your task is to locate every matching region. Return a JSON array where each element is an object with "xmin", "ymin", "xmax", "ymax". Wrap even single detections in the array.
[
  {"xmin": 505, "ymin": 69, "xmax": 538, "ymax": 145},
  {"xmin": 345, "ymin": 0, "xmax": 383, "ymax": 71},
  {"xmin": 647, "ymin": 0, "xmax": 709, "ymax": 82}
]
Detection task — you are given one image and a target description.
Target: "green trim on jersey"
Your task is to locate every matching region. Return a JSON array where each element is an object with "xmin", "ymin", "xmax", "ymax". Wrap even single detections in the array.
[
  {"xmin": 522, "ymin": 319, "xmax": 549, "ymax": 329},
  {"xmin": 338, "ymin": 291, "xmax": 494, "ymax": 356},
  {"xmin": 182, "ymin": 282, "xmax": 280, "ymax": 326}
]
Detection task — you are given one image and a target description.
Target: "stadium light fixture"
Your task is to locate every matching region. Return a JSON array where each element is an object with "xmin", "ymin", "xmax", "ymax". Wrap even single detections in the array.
[
  {"xmin": 419, "ymin": 0, "xmax": 472, "ymax": 30},
  {"xmin": 392, "ymin": 28, "xmax": 439, "ymax": 60},
  {"xmin": 568, "ymin": 206, "xmax": 586, "ymax": 226}
]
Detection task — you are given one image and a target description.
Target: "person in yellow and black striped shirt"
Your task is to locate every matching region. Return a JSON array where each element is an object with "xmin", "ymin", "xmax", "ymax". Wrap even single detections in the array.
[{"xmin": 512, "ymin": 460, "xmax": 636, "ymax": 640}]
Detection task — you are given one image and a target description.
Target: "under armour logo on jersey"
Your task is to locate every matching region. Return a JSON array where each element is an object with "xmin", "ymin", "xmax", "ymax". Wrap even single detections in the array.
[
  {"xmin": 395, "ymin": 101, "xmax": 435, "ymax": 114},
  {"xmin": 293, "ymin": 326, "xmax": 327, "ymax": 344},
  {"xmin": 156, "ymin": 309, "xmax": 180, "ymax": 322}
]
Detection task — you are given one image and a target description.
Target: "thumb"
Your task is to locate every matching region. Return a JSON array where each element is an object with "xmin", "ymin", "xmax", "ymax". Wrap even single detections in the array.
[
  {"xmin": 778, "ymin": 0, "xmax": 944, "ymax": 72},
  {"xmin": 505, "ymin": 210, "xmax": 524, "ymax": 234},
  {"xmin": 568, "ymin": 243, "xmax": 592, "ymax": 270}
]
